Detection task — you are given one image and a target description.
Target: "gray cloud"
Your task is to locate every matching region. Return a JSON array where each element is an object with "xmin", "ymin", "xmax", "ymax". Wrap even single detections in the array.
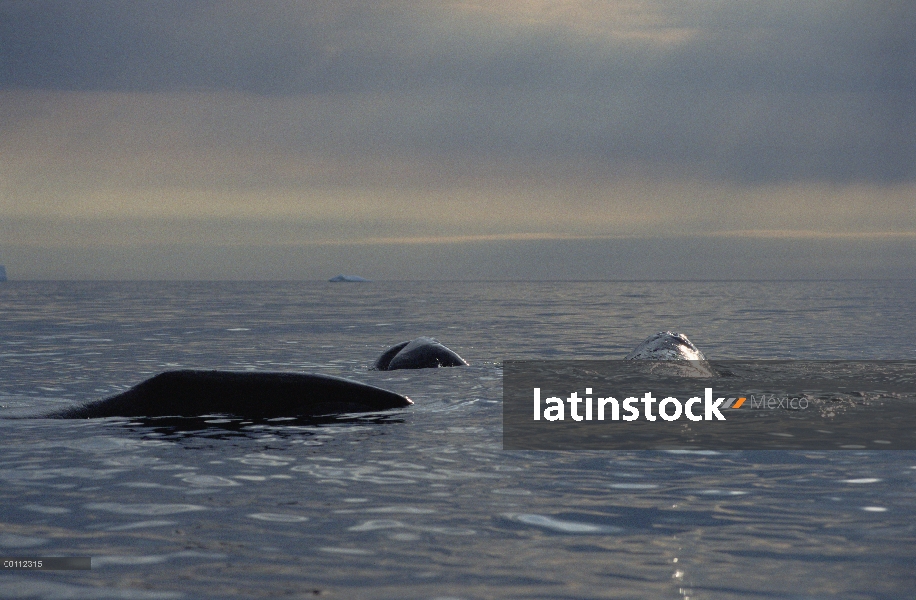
[{"xmin": 1, "ymin": 0, "xmax": 914, "ymax": 183}]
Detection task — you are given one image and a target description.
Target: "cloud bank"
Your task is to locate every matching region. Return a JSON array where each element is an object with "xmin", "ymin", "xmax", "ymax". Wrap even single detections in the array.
[{"xmin": 1, "ymin": 1, "xmax": 913, "ymax": 278}]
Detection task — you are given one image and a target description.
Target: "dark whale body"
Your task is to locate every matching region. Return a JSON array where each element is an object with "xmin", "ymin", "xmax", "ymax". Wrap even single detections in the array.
[
  {"xmin": 51, "ymin": 370, "xmax": 412, "ymax": 418},
  {"xmin": 373, "ymin": 337, "xmax": 469, "ymax": 371}
]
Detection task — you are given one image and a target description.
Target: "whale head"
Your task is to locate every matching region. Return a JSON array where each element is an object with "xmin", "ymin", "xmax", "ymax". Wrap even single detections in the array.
[
  {"xmin": 373, "ymin": 337, "xmax": 469, "ymax": 371},
  {"xmin": 625, "ymin": 331, "xmax": 715, "ymax": 377},
  {"xmin": 625, "ymin": 331, "xmax": 707, "ymax": 361}
]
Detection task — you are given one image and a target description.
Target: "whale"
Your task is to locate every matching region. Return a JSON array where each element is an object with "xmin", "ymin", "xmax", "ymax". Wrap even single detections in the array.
[
  {"xmin": 625, "ymin": 331, "xmax": 707, "ymax": 361},
  {"xmin": 372, "ymin": 337, "xmax": 469, "ymax": 371},
  {"xmin": 49, "ymin": 370, "xmax": 412, "ymax": 419},
  {"xmin": 625, "ymin": 331, "xmax": 715, "ymax": 377}
]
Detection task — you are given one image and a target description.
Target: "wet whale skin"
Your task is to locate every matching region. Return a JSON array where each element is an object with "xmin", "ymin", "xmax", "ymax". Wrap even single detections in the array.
[{"xmin": 52, "ymin": 370, "xmax": 413, "ymax": 418}]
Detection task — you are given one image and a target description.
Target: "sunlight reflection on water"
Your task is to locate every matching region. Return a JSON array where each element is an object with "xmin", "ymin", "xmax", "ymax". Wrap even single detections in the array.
[{"xmin": 0, "ymin": 281, "xmax": 914, "ymax": 598}]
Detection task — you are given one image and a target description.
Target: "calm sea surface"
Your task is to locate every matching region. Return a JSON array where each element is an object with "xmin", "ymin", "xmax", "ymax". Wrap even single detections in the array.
[{"xmin": 0, "ymin": 280, "xmax": 914, "ymax": 599}]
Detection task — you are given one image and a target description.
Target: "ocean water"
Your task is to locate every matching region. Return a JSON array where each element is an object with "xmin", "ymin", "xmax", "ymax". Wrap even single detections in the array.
[{"xmin": 0, "ymin": 280, "xmax": 914, "ymax": 599}]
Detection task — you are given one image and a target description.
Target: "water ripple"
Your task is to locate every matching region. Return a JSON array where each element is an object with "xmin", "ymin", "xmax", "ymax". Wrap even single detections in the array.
[
  {"xmin": 503, "ymin": 513, "xmax": 622, "ymax": 534},
  {"xmin": 84, "ymin": 503, "xmax": 208, "ymax": 515}
]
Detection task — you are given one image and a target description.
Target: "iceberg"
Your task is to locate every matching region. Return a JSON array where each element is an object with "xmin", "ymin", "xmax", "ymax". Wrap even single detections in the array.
[
  {"xmin": 0, "ymin": 266, "xmax": 6, "ymax": 282},
  {"xmin": 328, "ymin": 274, "xmax": 370, "ymax": 282}
]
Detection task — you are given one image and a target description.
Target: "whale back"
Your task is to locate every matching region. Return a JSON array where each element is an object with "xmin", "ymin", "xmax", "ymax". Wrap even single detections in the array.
[
  {"xmin": 51, "ymin": 370, "xmax": 412, "ymax": 418},
  {"xmin": 374, "ymin": 337, "xmax": 468, "ymax": 371},
  {"xmin": 372, "ymin": 341, "xmax": 411, "ymax": 371}
]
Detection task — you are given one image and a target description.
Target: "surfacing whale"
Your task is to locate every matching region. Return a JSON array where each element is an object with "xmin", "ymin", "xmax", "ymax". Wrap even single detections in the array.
[
  {"xmin": 50, "ymin": 370, "xmax": 412, "ymax": 418},
  {"xmin": 625, "ymin": 331, "xmax": 715, "ymax": 377},
  {"xmin": 625, "ymin": 331, "xmax": 706, "ymax": 361},
  {"xmin": 373, "ymin": 337, "xmax": 469, "ymax": 371}
]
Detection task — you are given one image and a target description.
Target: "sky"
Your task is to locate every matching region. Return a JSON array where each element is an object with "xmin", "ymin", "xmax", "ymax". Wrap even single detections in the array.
[{"xmin": 1, "ymin": 0, "xmax": 914, "ymax": 279}]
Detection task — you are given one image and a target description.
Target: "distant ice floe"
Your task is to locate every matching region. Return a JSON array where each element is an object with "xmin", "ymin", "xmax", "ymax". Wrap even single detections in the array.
[{"xmin": 328, "ymin": 274, "xmax": 370, "ymax": 282}]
